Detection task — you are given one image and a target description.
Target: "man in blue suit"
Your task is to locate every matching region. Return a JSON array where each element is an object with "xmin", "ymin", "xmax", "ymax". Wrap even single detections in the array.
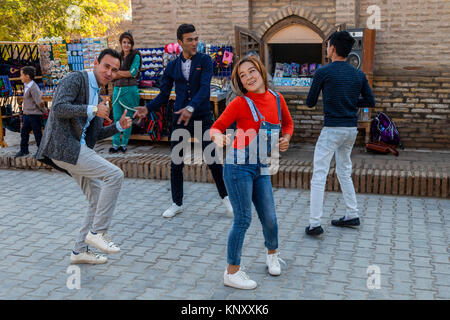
[{"xmin": 134, "ymin": 24, "xmax": 232, "ymax": 218}]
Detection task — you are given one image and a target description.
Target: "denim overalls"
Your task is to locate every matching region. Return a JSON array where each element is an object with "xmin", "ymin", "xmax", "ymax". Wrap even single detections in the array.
[
  {"xmin": 223, "ymin": 89, "xmax": 281, "ymax": 266},
  {"xmin": 225, "ymin": 89, "xmax": 282, "ymax": 175}
]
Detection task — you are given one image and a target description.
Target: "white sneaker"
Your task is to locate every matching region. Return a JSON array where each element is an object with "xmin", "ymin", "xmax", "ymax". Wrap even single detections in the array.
[
  {"xmin": 162, "ymin": 203, "xmax": 183, "ymax": 218},
  {"xmin": 266, "ymin": 252, "xmax": 286, "ymax": 276},
  {"xmin": 70, "ymin": 249, "xmax": 107, "ymax": 264},
  {"xmin": 224, "ymin": 268, "xmax": 257, "ymax": 290},
  {"xmin": 85, "ymin": 231, "xmax": 120, "ymax": 254},
  {"xmin": 222, "ymin": 196, "xmax": 234, "ymax": 216}
]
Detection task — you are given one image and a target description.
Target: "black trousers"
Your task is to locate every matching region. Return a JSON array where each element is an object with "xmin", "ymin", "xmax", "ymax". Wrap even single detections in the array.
[
  {"xmin": 170, "ymin": 115, "xmax": 228, "ymax": 206},
  {"xmin": 20, "ymin": 114, "xmax": 43, "ymax": 153}
]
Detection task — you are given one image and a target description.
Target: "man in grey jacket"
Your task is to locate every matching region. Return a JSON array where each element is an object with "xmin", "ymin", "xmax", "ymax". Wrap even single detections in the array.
[{"xmin": 36, "ymin": 49, "xmax": 132, "ymax": 264}]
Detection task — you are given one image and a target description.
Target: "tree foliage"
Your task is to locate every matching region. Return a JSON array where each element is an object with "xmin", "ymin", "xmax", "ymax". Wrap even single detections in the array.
[{"xmin": 0, "ymin": 0, "xmax": 129, "ymax": 42}]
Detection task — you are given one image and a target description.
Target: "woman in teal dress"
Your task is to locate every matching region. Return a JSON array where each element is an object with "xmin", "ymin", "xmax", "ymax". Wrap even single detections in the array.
[{"xmin": 110, "ymin": 32, "xmax": 142, "ymax": 153}]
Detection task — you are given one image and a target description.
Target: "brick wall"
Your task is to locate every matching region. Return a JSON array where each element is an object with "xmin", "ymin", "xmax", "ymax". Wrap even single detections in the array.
[
  {"xmin": 281, "ymin": 73, "xmax": 450, "ymax": 149},
  {"xmin": 281, "ymin": 91, "xmax": 322, "ymax": 145},
  {"xmin": 129, "ymin": 0, "xmax": 450, "ymax": 149},
  {"xmin": 336, "ymin": 0, "xmax": 357, "ymax": 28},
  {"xmin": 131, "ymin": 0, "xmax": 450, "ymax": 75},
  {"xmin": 131, "ymin": 0, "xmax": 249, "ymax": 47},
  {"xmin": 358, "ymin": 0, "xmax": 450, "ymax": 74},
  {"xmin": 371, "ymin": 73, "xmax": 450, "ymax": 149},
  {"xmin": 250, "ymin": 0, "xmax": 336, "ymax": 31},
  {"xmin": 131, "ymin": 0, "xmax": 337, "ymax": 47}
]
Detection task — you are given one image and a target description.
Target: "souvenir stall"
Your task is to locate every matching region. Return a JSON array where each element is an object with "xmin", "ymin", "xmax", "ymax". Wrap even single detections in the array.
[
  {"xmin": 132, "ymin": 41, "xmax": 232, "ymax": 142},
  {"xmin": 0, "ymin": 38, "xmax": 110, "ymax": 147},
  {"xmin": 0, "ymin": 75, "xmax": 14, "ymax": 147},
  {"xmin": 37, "ymin": 36, "xmax": 108, "ymax": 90},
  {"xmin": 1, "ymin": 38, "xmax": 235, "ymax": 146},
  {"xmin": 0, "ymin": 41, "xmax": 42, "ymax": 147},
  {"xmin": 36, "ymin": 37, "xmax": 69, "ymax": 100}
]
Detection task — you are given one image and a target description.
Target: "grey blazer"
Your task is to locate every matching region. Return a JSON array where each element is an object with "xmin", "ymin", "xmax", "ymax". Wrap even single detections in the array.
[{"xmin": 36, "ymin": 71, "xmax": 119, "ymax": 165}]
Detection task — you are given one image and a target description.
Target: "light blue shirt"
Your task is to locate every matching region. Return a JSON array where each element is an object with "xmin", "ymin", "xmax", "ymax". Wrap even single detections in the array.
[{"xmin": 80, "ymin": 71, "xmax": 124, "ymax": 145}]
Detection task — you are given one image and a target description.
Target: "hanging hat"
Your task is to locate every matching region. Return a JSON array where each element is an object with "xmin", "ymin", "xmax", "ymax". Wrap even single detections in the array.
[
  {"xmin": 174, "ymin": 43, "xmax": 181, "ymax": 54},
  {"xmin": 164, "ymin": 43, "xmax": 173, "ymax": 54}
]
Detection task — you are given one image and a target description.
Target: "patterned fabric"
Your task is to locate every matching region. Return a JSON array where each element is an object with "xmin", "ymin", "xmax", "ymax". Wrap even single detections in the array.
[{"xmin": 0, "ymin": 76, "xmax": 12, "ymax": 97}]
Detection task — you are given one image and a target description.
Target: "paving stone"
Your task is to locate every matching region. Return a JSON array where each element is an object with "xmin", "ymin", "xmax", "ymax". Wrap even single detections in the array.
[
  {"xmin": 413, "ymin": 289, "xmax": 437, "ymax": 300},
  {"xmin": 0, "ymin": 170, "xmax": 448, "ymax": 300}
]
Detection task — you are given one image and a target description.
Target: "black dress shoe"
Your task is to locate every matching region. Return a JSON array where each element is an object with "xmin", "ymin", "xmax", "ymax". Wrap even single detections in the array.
[
  {"xmin": 118, "ymin": 146, "xmax": 127, "ymax": 153},
  {"xmin": 305, "ymin": 225, "xmax": 324, "ymax": 236},
  {"xmin": 15, "ymin": 151, "xmax": 29, "ymax": 157},
  {"xmin": 331, "ymin": 216, "xmax": 360, "ymax": 227},
  {"xmin": 109, "ymin": 147, "xmax": 119, "ymax": 154}
]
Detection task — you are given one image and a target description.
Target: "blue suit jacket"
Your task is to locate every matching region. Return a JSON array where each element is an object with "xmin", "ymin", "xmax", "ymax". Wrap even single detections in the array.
[{"xmin": 146, "ymin": 52, "xmax": 213, "ymax": 120}]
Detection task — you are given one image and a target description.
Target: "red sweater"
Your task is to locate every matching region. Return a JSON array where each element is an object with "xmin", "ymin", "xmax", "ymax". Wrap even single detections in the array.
[{"xmin": 211, "ymin": 91, "xmax": 294, "ymax": 149}]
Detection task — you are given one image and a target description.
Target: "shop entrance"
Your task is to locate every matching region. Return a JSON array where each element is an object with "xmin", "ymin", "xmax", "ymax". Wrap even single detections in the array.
[
  {"xmin": 264, "ymin": 22, "xmax": 324, "ymax": 88},
  {"xmin": 267, "ymin": 43, "xmax": 322, "ymax": 77},
  {"xmin": 235, "ymin": 17, "xmax": 344, "ymax": 88}
]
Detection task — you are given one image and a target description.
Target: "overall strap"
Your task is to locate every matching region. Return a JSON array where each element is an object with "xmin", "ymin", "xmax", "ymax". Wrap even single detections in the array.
[
  {"xmin": 268, "ymin": 89, "xmax": 281, "ymax": 122},
  {"xmin": 243, "ymin": 95, "xmax": 264, "ymax": 122}
]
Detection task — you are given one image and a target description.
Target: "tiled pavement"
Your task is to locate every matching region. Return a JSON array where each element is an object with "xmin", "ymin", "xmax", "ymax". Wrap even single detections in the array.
[{"xmin": 0, "ymin": 169, "xmax": 449, "ymax": 300}]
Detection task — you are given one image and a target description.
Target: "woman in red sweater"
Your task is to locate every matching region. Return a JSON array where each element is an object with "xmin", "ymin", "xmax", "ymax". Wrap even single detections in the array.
[{"xmin": 211, "ymin": 56, "xmax": 293, "ymax": 290}]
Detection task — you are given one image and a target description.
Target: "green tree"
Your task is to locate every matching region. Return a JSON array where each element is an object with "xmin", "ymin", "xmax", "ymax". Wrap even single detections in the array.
[{"xmin": 0, "ymin": 0, "xmax": 129, "ymax": 42}]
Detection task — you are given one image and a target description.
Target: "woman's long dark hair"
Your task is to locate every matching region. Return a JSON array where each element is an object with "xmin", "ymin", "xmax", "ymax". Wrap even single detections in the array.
[
  {"xmin": 118, "ymin": 31, "xmax": 141, "ymax": 72},
  {"xmin": 119, "ymin": 31, "xmax": 134, "ymax": 54}
]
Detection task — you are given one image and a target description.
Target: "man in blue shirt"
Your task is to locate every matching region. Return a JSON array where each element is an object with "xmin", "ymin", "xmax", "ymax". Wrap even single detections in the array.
[
  {"xmin": 305, "ymin": 31, "xmax": 375, "ymax": 236},
  {"xmin": 134, "ymin": 24, "xmax": 232, "ymax": 218}
]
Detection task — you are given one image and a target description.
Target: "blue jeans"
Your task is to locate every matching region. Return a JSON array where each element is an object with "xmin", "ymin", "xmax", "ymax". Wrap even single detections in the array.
[{"xmin": 224, "ymin": 163, "xmax": 278, "ymax": 266}]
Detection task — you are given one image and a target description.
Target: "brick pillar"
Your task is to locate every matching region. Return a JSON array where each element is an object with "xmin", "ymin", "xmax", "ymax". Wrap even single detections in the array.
[{"xmin": 336, "ymin": 0, "xmax": 357, "ymax": 28}]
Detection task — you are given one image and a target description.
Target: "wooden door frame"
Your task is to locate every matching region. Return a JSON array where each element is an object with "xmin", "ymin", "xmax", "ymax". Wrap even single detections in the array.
[{"xmin": 234, "ymin": 26, "xmax": 264, "ymax": 62}]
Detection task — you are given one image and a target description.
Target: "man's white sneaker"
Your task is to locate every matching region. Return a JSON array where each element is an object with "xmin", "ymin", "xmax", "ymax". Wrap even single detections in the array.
[
  {"xmin": 223, "ymin": 268, "xmax": 257, "ymax": 290},
  {"xmin": 266, "ymin": 252, "xmax": 286, "ymax": 276},
  {"xmin": 85, "ymin": 231, "xmax": 120, "ymax": 254},
  {"xmin": 70, "ymin": 250, "xmax": 107, "ymax": 264},
  {"xmin": 222, "ymin": 196, "xmax": 234, "ymax": 216},
  {"xmin": 162, "ymin": 203, "xmax": 183, "ymax": 218}
]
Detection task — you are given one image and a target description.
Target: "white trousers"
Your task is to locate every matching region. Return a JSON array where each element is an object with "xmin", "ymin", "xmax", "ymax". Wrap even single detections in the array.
[
  {"xmin": 53, "ymin": 144, "xmax": 124, "ymax": 252},
  {"xmin": 309, "ymin": 127, "xmax": 359, "ymax": 228}
]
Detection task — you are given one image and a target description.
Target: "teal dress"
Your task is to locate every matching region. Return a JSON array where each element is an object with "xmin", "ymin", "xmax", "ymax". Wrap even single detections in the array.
[{"xmin": 112, "ymin": 53, "xmax": 141, "ymax": 148}]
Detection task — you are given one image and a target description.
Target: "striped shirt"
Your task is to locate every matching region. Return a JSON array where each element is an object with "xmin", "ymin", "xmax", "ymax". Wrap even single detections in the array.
[{"xmin": 306, "ymin": 61, "xmax": 375, "ymax": 127}]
